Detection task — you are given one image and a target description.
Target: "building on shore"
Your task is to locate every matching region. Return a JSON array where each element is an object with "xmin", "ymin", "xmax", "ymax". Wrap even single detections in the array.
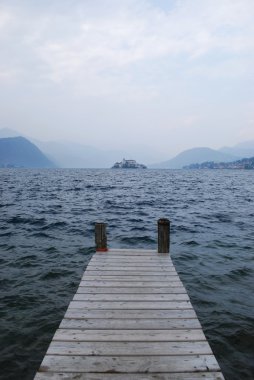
[{"xmin": 112, "ymin": 158, "xmax": 147, "ymax": 169}]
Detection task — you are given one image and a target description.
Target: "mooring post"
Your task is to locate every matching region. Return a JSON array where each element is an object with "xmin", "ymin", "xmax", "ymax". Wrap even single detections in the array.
[
  {"xmin": 158, "ymin": 218, "xmax": 170, "ymax": 253},
  {"xmin": 95, "ymin": 222, "xmax": 108, "ymax": 252}
]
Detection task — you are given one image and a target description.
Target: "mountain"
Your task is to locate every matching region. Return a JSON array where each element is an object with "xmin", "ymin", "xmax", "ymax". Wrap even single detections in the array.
[
  {"xmin": 0, "ymin": 137, "xmax": 55, "ymax": 168},
  {"xmin": 34, "ymin": 140, "xmax": 129, "ymax": 168},
  {"xmin": 150, "ymin": 147, "xmax": 240, "ymax": 169},
  {"xmin": 0, "ymin": 128, "xmax": 21, "ymax": 138},
  {"xmin": 2, "ymin": 128, "xmax": 254, "ymax": 169},
  {"xmin": 0, "ymin": 129, "xmax": 129, "ymax": 168},
  {"xmin": 219, "ymin": 140, "xmax": 254, "ymax": 158},
  {"xmin": 34, "ymin": 140, "xmax": 162, "ymax": 168}
]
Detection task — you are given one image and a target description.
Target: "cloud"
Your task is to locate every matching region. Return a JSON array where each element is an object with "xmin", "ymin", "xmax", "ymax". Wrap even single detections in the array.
[
  {"xmin": 8, "ymin": 0, "xmax": 245, "ymax": 101},
  {"xmin": 0, "ymin": 7, "xmax": 12, "ymax": 30},
  {"xmin": 0, "ymin": 67, "xmax": 18, "ymax": 83},
  {"xmin": 181, "ymin": 114, "xmax": 201, "ymax": 128},
  {"xmin": 0, "ymin": 0, "xmax": 254, "ymax": 90},
  {"xmin": 0, "ymin": 0, "xmax": 254, "ymax": 151}
]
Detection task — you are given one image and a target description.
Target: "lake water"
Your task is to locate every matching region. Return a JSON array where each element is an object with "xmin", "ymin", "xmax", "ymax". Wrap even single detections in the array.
[{"xmin": 0, "ymin": 168, "xmax": 254, "ymax": 380}]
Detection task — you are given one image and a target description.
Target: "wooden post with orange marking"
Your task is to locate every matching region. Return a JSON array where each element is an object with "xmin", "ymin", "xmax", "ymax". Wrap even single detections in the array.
[
  {"xmin": 95, "ymin": 222, "xmax": 108, "ymax": 252},
  {"xmin": 158, "ymin": 218, "xmax": 170, "ymax": 253}
]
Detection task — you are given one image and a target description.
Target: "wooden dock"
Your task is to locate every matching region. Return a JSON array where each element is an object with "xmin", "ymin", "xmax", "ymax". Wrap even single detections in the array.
[{"xmin": 34, "ymin": 248, "xmax": 224, "ymax": 379}]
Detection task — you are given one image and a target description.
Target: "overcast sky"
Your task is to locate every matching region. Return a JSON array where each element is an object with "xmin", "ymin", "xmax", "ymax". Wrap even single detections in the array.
[{"xmin": 0, "ymin": 0, "xmax": 254, "ymax": 158}]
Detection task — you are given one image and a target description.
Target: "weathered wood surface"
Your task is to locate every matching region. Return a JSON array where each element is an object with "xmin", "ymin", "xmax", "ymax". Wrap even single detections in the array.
[
  {"xmin": 60, "ymin": 318, "xmax": 201, "ymax": 329},
  {"xmin": 35, "ymin": 373, "xmax": 225, "ymax": 380},
  {"xmin": 87, "ymin": 269, "xmax": 176, "ymax": 273},
  {"xmin": 77, "ymin": 286, "xmax": 186, "ymax": 294},
  {"xmin": 34, "ymin": 248, "xmax": 224, "ymax": 380},
  {"xmin": 53, "ymin": 329, "xmax": 207, "ymax": 341},
  {"xmin": 79, "ymin": 280, "xmax": 184, "ymax": 287},
  {"xmin": 83, "ymin": 275, "xmax": 180, "ymax": 281},
  {"xmin": 73, "ymin": 293, "xmax": 189, "ymax": 301},
  {"xmin": 64, "ymin": 309, "xmax": 197, "ymax": 319},
  {"xmin": 47, "ymin": 340, "xmax": 211, "ymax": 355},
  {"xmin": 39, "ymin": 354, "xmax": 220, "ymax": 372},
  {"xmin": 68, "ymin": 300, "xmax": 192, "ymax": 309}
]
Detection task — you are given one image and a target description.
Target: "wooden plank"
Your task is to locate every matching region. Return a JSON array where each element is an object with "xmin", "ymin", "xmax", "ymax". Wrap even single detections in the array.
[
  {"xmin": 89, "ymin": 263, "xmax": 174, "ymax": 268},
  {"xmin": 87, "ymin": 265, "xmax": 175, "ymax": 270},
  {"xmin": 82, "ymin": 275, "xmax": 180, "ymax": 281},
  {"xmin": 88, "ymin": 263, "xmax": 174, "ymax": 267},
  {"xmin": 39, "ymin": 354, "xmax": 220, "ymax": 373},
  {"xmin": 111, "ymin": 255, "xmax": 167, "ymax": 258},
  {"xmin": 60, "ymin": 318, "xmax": 201, "ymax": 330},
  {"xmin": 94, "ymin": 251, "xmax": 159, "ymax": 258},
  {"xmin": 47, "ymin": 340, "xmax": 211, "ymax": 356},
  {"xmin": 85, "ymin": 270, "xmax": 178, "ymax": 276},
  {"xmin": 91, "ymin": 255, "xmax": 172, "ymax": 260},
  {"xmin": 79, "ymin": 280, "xmax": 184, "ymax": 287},
  {"xmin": 87, "ymin": 261, "xmax": 175, "ymax": 272},
  {"xmin": 95, "ymin": 252, "xmax": 156, "ymax": 256},
  {"xmin": 35, "ymin": 372, "xmax": 225, "ymax": 380},
  {"xmin": 76, "ymin": 286, "xmax": 187, "ymax": 294},
  {"xmin": 107, "ymin": 249, "xmax": 157, "ymax": 253},
  {"xmin": 88, "ymin": 263, "xmax": 175, "ymax": 268},
  {"xmin": 64, "ymin": 309, "xmax": 198, "ymax": 319},
  {"xmin": 73, "ymin": 293, "xmax": 189, "ymax": 302},
  {"xmin": 90, "ymin": 256, "xmax": 172, "ymax": 261},
  {"xmin": 68, "ymin": 300, "xmax": 192, "ymax": 309},
  {"xmin": 89, "ymin": 261, "xmax": 174, "ymax": 266},
  {"xmin": 53, "ymin": 329, "xmax": 206, "ymax": 342}
]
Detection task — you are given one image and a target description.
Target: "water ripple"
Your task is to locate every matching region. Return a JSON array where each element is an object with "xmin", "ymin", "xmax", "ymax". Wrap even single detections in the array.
[{"xmin": 0, "ymin": 168, "xmax": 254, "ymax": 380}]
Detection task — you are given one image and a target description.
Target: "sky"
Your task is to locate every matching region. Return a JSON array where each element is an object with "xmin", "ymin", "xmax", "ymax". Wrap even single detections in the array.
[{"xmin": 0, "ymin": 0, "xmax": 254, "ymax": 159}]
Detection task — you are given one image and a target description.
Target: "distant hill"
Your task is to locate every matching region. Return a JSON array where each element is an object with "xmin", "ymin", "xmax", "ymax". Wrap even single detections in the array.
[
  {"xmin": 184, "ymin": 156, "xmax": 254, "ymax": 170},
  {"xmin": 219, "ymin": 140, "xmax": 254, "ymax": 158},
  {"xmin": 0, "ymin": 137, "xmax": 55, "ymax": 168},
  {"xmin": 34, "ymin": 140, "xmax": 130, "ymax": 168},
  {"xmin": 0, "ymin": 128, "xmax": 20, "ymax": 138},
  {"xmin": 0, "ymin": 129, "xmax": 124, "ymax": 168},
  {"xmin": 2, "ymin": 128, "xmax": 254, "ymax": 169},
  {"xmin": 150, "ymin": 147, "xmax": 239, "ymax": 169},
  {"xmin": 34, "ymin": 140, "xmax": 165, "ymax": 168},
  {"xmin": 0, "ymin": 128, "xmax": 164, "ymax": 167}
]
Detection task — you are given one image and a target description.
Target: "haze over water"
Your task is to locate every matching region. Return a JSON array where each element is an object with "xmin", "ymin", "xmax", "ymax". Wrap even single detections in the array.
[{"xmin": 0, "ymin": 168, "xmax": 253, "ymax": 380}]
